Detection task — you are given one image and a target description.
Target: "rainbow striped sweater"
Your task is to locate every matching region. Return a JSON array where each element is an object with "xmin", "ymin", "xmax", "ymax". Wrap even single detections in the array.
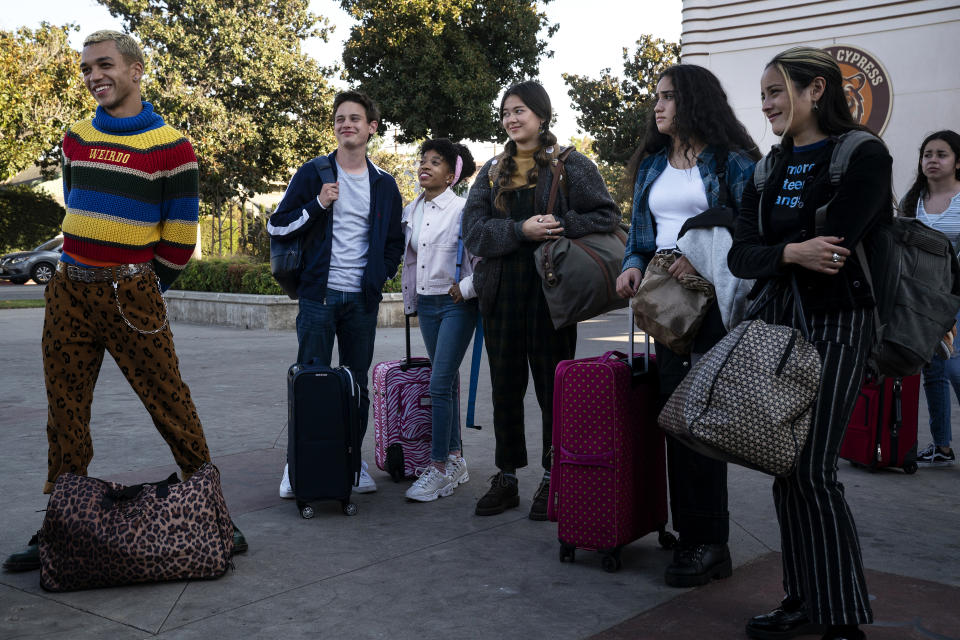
[{"xmin": 61, "ymin": 102, "xmax": 199, "ymax": 288}]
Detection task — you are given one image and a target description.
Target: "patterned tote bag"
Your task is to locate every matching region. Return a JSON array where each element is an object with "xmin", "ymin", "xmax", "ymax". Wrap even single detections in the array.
[{"xmin": 657, "ymin": 279, "xmax": 822, "ymax": 476}]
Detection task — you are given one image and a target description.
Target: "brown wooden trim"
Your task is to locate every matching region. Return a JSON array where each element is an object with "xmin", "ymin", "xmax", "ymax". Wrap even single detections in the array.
[
  {"xmin": 682, "ymin": 0, "xmax": 915, "ymax": 26},
  {"xmin": 681, "ymin": 6, "xmax": 958, "ymax": 46}
]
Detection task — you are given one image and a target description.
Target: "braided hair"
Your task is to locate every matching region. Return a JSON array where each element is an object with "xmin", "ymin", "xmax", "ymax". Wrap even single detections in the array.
[{"xmin": 494, "ymin": 80, "xmax": 558, "ymax": 213}]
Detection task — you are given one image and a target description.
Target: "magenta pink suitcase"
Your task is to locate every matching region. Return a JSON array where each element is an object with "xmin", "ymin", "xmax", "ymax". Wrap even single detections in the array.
[
  {"xmin": 373, "ymin": 316, "xmax": 458, "ymax": 481},
  {"xmin": 548, "ymin": 328, "xmax": 673, "ymax": 572}
]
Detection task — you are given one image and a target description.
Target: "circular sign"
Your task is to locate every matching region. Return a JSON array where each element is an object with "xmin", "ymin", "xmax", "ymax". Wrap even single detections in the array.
[{"xmin": 824, "ymin": 45, "xmax": 893, "ymax": 136}]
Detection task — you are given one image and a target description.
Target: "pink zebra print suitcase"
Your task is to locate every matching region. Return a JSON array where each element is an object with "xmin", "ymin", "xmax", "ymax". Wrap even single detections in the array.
[
  {"xmin": 547, "ymin": 325, "xmax": 673, "ymax": 572},
  {"xmin": 373, "ymin": 356, "xmax": 433, "ymax": 481},
  {"xmin": 373, "ymin": 316, "xmax": 459, "ymax": 481}
]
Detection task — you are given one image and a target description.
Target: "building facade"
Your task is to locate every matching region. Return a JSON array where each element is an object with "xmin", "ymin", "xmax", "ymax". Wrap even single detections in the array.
[{"xmin": 681, "ymin": 0, "xmax": 960, "ymax": 198}]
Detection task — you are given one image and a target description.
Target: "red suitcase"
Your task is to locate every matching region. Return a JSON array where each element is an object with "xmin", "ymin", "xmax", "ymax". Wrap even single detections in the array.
[
  {"xmin": 840, "ymin": 375, "xmax": 920, "ymax": 473},
  {"xmin": 373, "ymin": 316, "xmax": 459, "ymax": 481},
  {"xmin": 547, "ymin": 322, "xmax": 673, "ymax": 572}
]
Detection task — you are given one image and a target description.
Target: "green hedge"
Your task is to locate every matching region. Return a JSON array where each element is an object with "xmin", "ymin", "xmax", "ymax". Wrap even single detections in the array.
[{"xmin": 171, "ymin": 257, "xmax": 403, "ymax": 295}]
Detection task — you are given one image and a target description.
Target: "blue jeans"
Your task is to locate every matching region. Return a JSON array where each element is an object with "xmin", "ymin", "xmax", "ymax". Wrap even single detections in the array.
[
  {"xmin": 296, "ymin": 289, "xmax": 379, "ymax": 441},
  {"xmin": 417, "ymin": 295, "xmax": 479, "ymax": 462},
  {"xmin": 921, "ymin": 351, "xmax": 960, "ymax": 448}
]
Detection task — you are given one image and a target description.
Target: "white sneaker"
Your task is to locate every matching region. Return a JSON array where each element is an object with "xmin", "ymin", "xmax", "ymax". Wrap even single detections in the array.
[
  {"xmin": 279, "ymin": 463, "xmax": 294, "ymax": 499},
  {"xmin": 354, "ymin": 460, "xmax": 377, "ymax": 494},
  {"xmin": 404, "ymin": 466, "xmax": 455, "ymax": 502},
  {"xmin": 446, "ymin": 455, "xmax": 469, "ymax": 487}
]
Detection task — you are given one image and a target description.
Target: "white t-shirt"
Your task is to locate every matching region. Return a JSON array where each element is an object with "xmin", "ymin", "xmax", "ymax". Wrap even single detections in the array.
[
  {"xmin": 917, "ymin": 191, "xmax": 960, "ymax": 254},
  {"xmin": 648, "ymin": 162, "xmax": 709, "ymax": 251},
  {"xmin": 327, "ymin": 161, "xmax": 371, "ymax": 292}
]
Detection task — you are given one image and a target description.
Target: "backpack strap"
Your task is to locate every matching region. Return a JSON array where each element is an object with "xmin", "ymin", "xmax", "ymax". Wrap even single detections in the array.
[
  {"xmin": 310, "ymin": 154, "xmax": 337, "ymax": 185},
  {"xmin": 754, "ymin": 145, "xmax": 782, "ymax": 238},
  {"xmin": 814, "ymin": 130, "xmax": 881, "ymax": 233}
]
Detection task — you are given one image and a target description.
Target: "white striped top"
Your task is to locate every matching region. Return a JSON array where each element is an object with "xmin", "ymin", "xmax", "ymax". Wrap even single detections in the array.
[{"xmin": 917, "ymin": 191, "xmax": 960, "ymax": 255}]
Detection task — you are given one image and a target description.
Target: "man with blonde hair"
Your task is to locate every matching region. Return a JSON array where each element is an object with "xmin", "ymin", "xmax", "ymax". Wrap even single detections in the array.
[{"xmin": 3, "ymin": 30, "xmax": 246, "ymax": 572}]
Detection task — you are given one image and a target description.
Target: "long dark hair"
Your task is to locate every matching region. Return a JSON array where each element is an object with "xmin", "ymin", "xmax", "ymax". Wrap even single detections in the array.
[
  {"xmin": 767, "ymin": 46, "xmax": 870, "ymax": 145},
  {"xmin": 494, "ymin": 80, "xmax": 558, "ymax": 213},
  {"xmin": 420, "ymin": 138, "xmax": 477, "ymax": 188},
  {"xmin": 901, "ymin": 130, "xmax": 960, "ymax": 216},
  {"xmin": 624, "ymin": 64, "xmax": 760, "ymax": 192}
]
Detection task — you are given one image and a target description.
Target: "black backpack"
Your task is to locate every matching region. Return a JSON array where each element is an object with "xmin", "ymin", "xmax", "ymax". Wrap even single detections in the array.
[
  {"xmin": 754, "ymin": 131, "xmax": 960, "ymax": 377},
  {"xmin": 269, "ymin": 156, "xmax": 336, "ymax": 299}
]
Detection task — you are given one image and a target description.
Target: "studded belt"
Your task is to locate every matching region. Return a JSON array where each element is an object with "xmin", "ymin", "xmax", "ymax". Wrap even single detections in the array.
[{"xmin": 57, "ymin": 261, "xmax": 153, "ymax": 283}]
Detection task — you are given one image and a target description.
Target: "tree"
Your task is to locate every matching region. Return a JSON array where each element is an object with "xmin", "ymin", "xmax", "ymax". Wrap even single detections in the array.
[
  {"xmin": 0, "ymin": 186, "xmax": 65, "ymax": 253},
  {"xmin": 0, "ymin": 24, "xmax": 93, "ymax": 183},
  {"xmin": 563, "ymin": 35, "xmax": 679, "ymax": 166},
  {"xmin": 340, "ymin": 0, "xmax": 557, "ymax": 143},
  {"xmin": 100, "ymin": 0, "xmax": 338, "ymax": 254}
]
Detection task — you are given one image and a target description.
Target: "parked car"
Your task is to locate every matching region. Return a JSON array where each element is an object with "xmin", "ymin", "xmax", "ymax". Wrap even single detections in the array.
[{"xmin": 0, "ymin": 235, "xmax": 63, "ymax": 285}]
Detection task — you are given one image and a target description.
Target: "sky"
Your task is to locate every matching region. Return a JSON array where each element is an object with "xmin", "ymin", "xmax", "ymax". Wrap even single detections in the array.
[{"xmin": 1, "ymin": 0, "xmax": 682, "ymax": 145}]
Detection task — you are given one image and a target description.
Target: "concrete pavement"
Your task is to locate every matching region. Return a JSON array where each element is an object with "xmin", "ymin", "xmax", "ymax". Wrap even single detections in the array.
[{"xmin": 0, "ymin": 307, "xmax": 957, "ymax": 640}]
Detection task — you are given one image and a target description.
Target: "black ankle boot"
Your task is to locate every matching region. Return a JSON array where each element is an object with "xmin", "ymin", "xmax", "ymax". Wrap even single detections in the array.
[
  {"xmin": 475, "ymin": 472, "xmax": 519, "ymax": 516},
  {"xmin": 664, "ymin": 542, "xmax": 732, "ymax": 587},
  {"xmin": 3, "ymin": 532, "xmax": 41, "ymax": 572},
  {"xmin": 746, "ymin": 598, "xmax": 828, "ymax": 639}
]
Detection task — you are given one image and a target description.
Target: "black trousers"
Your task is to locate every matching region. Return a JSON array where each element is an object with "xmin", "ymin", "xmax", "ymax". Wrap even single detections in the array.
[
  {"xmin": 482, "ymin": 245, "xmax": 577, "ymax": 472},
  {"xmin": 760, "ymin": 287, "xmax": 874, "ymax": 625},
  {"xmin": 655, "ymin": 301, "xmax": 730, "ymax": 545}
]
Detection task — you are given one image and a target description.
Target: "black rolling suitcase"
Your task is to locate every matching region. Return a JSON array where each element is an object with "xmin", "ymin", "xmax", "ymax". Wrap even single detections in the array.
[{"xmin": 287, "ymin": 360, "xmax": 362, "ymax": 517}]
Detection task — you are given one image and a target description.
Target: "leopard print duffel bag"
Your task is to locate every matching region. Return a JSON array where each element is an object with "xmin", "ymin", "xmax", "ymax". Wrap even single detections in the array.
[{"xmin": 39, "ymin": 463, "xmax": 234, "ymax": 592}]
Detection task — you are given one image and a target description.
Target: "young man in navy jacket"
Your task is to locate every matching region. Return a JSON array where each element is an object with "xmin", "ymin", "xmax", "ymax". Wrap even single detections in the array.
[{"xmin": 268, "ymin": 91, "xmax": 404, "ymax": 495}]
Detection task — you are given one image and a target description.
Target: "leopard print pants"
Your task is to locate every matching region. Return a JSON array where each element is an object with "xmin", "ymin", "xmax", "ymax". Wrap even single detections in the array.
[{"xmin": 41, "ymin": 268, "xmax": 211, "ymax": 493}]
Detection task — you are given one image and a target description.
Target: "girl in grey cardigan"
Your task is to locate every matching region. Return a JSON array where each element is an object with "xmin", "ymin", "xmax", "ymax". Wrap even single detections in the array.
[{"xmin": 462, "ymin": 80, "xmax": 619, "ymax": 520}]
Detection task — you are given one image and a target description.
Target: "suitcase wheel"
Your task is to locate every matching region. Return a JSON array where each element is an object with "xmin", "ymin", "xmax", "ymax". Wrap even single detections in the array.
[
  {"xmin": 559, "ymin": 543, "xmax": 576, "ymax": 563},
  {"xmin": 386, "ymin": 444, "xmax": 405, "ymax": 483},
  {"xmin": 342, "ymin": 501, "xmax": 359, "ymax": 516},
  {"xmin": 600, "ymin": 550, "xmax": 622, "ymax": 573},
  {"xmin": 300, "ymin": 505, "xmax": 315, "ymax": 519},
  {"xmin": 903, "ymin": 461, "xmax": 918, "ymax": 474},
  {"xmin": 658, "ymin": 528, "xmax": 678, "ymax": 550}
]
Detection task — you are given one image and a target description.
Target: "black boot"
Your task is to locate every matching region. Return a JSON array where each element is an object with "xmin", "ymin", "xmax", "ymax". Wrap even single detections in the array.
[
  {"xmin": 475, "ymin": 472, "xmax": 519, "ymax": 516},
  {"xmin": 231, "ymin": 523, "xmax": 248, "ymax": 555},
  {"xmin": 746, "ymin": 598, "xmax": 828, "ymax": 639},
  {"xmin": 664, "ymin": 542, "xmax": 732, "ymax": 587},
  {"xmin": 3, "ymin": 532, "xmax": 41, "ymax": 572},
  {"xmin": 528, "ymin": 477, "xmax": 550, "ymax": 521}
]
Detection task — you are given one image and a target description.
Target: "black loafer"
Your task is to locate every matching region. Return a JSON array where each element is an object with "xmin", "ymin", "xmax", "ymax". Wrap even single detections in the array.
[
  {"xmin": 746, "ymin": 602, "xmax": 828, "ymax": 639},
  {"xmin": 3, "ymin": 533, "xmax": 41, "ymax": 572},
  {"xmin": 231, "ymin": 523, "xmax": 248, "ymax": 555},
  {"xmin": 664, "ymin": 543, "xmax": 732, "ymax": 587}
]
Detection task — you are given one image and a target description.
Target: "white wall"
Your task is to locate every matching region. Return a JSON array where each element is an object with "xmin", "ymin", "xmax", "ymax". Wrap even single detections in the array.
[{"xmin": 682, "ymin": 1, "xmax": 960, "ymax": 198}]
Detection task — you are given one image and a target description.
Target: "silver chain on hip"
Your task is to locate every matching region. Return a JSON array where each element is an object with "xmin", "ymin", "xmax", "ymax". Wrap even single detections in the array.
[{"xmin": 112, "ymin": 274, "xmax": 170, "ymax": 335}]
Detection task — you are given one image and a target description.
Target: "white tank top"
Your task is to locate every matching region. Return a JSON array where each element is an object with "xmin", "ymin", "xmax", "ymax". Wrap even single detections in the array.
[{"xmin": 648, "ymin": 162, "xmax": 709, "ymax": 251}]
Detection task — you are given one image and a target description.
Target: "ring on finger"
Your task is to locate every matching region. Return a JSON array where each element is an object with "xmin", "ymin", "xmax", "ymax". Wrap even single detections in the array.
[
  {"xmin": 831, "ymin": 252, "xmax": 841, "ymax": 263},
  {"xmin": 537, "ymin": 217, "xmax": 543, "ymax": 223}
]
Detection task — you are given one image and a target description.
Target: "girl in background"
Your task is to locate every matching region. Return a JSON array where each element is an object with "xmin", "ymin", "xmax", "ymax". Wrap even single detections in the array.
[{"xmin": 900, "ymin": 130, "xmax": 960, "ymax": 468}]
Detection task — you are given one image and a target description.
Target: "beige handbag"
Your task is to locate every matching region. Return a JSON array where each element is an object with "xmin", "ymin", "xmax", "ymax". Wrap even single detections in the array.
[
  {"xmin": 657, "ymin": 280, "xmax": 822, "ymax": 477},
  {"xmin": 631, "ymin": 251, "xmax": 716, "ymax": 354}
]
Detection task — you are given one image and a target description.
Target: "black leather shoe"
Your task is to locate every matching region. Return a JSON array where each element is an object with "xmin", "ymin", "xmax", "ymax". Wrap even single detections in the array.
[
  {"xmin": 664, "ymin": 543, "xmax": 732, "ymax": 587},
  {"xmin": 231, "ymin": 523, "xmax": 248, "ymax": 555},
  {"xmin": 821, "ymin": 626, "xmax": 865, "ymax": 640},
  {"xmin": 3, "ymin": 533, "xmax": 41, "ymax": 572},
  {"xmin": 746, "ymin": 601, "xmax": 828, "ymax": 639},
  {"xmin": 528, "ymin": 477, "xmax": 550, "ymax": 521},
  {"xmin": 475, "ymin": 472, "xmax": 519, "ymax": 516}
]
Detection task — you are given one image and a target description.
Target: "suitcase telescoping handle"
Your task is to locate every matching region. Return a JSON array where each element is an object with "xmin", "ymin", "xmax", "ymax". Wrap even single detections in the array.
[
  {"xmin": 401, "ymin": 314, "xmax": 431, "ymax": 372},
  {"xmin": 627, "ymin": 305, "xmax": 651, "ymax": 374}
]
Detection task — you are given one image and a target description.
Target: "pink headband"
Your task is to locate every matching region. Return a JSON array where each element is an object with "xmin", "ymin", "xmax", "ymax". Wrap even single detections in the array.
[{"xmin": 452, "ymin": 156, "xmax": 463, "ymax": 186}]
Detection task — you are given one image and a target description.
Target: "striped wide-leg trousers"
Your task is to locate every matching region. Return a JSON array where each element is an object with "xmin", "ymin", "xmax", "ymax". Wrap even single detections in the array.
[{"xmin": 760, "ymin": 287, "xmax": 874, "ymax": 625}]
